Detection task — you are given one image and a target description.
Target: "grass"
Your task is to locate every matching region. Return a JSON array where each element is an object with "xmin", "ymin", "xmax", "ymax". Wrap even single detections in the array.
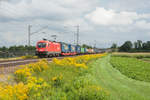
[
  {"xmin": 112, "ymin": 52, "xmax": 150, "ymax": 59},
  {"xmin": 110, "ymin": 56, "xmax": 150, "ymax": 82},
  {"xmin": 141, "ymin": 58, "xmax": 150, "ymax": 62},
  {"xmin": 91, "ymin": 55, "xmax": 150, "ymax": 100},
  {"xmin": 29, "ymin": 58, "xmax": 109, "ymax": 100}
]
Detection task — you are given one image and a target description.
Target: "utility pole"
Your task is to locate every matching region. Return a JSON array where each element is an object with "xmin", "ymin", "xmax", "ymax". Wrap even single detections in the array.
[
  {"xmin": 28, "ymin": 25, "xmax": 32, "ymax": 46},
  {"xmin": 75, "ymin": 25, "xmax": 79, "ymax": 45},
  {"xmin": 64, "ymin": 25, "xmax": 80, "ymax": 45},
  {"xmin": 74, "ymin": 32, "xmax": 76, "ymax": 45},
  {"xmin": 94, "ymin": 40, "xmax": 96, "ymax": 48},
  {"xmin": 27, "ymin": 25, "xmax": 48, "ymax": 46}
]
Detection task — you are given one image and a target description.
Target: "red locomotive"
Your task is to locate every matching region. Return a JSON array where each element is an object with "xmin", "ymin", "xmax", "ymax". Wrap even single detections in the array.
[{"xmin": 36, "ymin": 40, "xmax": 61, "ymax": 57}]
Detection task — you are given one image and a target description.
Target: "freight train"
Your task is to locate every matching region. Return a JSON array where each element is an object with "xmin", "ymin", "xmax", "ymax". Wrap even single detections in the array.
[{"xmin": 35, "ymin": 39, "xmax": 100, "ymax": 57}]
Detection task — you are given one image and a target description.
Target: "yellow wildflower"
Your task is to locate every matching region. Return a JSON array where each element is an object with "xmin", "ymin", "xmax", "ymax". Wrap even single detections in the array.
[{"xmin": 52, "ymin": 77, "xmax": 57, "ymax": 81}]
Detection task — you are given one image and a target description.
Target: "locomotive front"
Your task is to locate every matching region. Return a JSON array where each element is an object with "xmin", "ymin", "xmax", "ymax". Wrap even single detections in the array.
[{"xmin": 35, "ymin": 40, "xmax": 49, "ymax": 57}]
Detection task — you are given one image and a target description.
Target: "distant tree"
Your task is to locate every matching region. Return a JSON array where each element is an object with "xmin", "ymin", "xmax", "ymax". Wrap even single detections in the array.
[
  {"xmin": 0, "ymin": 45, "xmax": 36, "ymax": 57},
  {"xmin": 82, "ymin": 44, "xmax": 92, "ymax": 49},
  {"xmin": 146, "ymin": 41, "xmax": 150, "ymax": 50},
  {"xmin": 111, "ymin": 43, "xmax": 117, "ymax": 49},
  {"xmin": 119, "ymin": 41, "xmax": 133, "ymax": 52},
  {"xmin": 9, "ymin": 46, "xmax": 16, "ymax": 52},
  {"xmin": 142, "ymin": 42, "xmax": 147, "ymax": 50},
  {"xmin": 17, "ymin": 45, "xmax": 26, "ymax": 51},
  {"xmin": 134, "ymin": 42, "xmax": 138, "ymax": 49},
  {"xmin": 137, "ymin": 40, "xmax": 142, "ymax": 50},
  {"xmin": 0, "ymin": 46, "xmax": 8, "ymax": 52},
  {"xmin": 111, "ymin": 43, "xmax": 118, "ymax": 52}
]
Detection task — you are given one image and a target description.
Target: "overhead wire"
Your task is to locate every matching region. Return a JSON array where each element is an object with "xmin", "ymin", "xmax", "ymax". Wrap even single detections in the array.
[
  {"xmin": 0, "ymin": 1, "xmax": 43, "ymax": 46},
  {"xmin": 0, "ymin": 1, "xmax": 80, "ymax": 46},
  {"xmin": 0, "ymin": 2, "xmax": 24, "ymax": 19}
]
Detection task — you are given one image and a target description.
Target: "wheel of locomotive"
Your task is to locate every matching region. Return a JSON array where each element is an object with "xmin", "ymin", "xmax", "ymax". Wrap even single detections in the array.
[
  {"xmin": 38, "ymin": 55, "xmax": 42, "ymax": 58},
  {"xmin": 45, "ymin": 55, "xmax": 48, "ymax": 58},
  {"xmin": 55, "ymin": 54, "xmax": 57, "ymax": 57},
  {"xmin": 48, "ymin": 54, "xmax": 51, "ymax": 58},
  {"xmin": 56, "ymin": 54, "xmax": 59, "ymax": 57},
  {"xmin": 49, "ymin": 54, "xmax": 52, "ymax": 58}
]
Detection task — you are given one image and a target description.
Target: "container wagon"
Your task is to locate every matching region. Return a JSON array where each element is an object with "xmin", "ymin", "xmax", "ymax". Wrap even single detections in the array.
[
  {"xmin": 81, "ymin": 47, "xmax": 87, "ymax": 54},
  {"xmin": 87, "ymin": 49, "xmax": 94, "ymax": 54},
  {"xmin": 76, "ymin": 45, "xmax": 81, "ymax": 54},
  {"xmin": 68, "ymin": 44, "xmax": 76, "ymax": 55},
  {"xmin": 60, "ymin": 42, "xmax": 70, "ymax": 56}
]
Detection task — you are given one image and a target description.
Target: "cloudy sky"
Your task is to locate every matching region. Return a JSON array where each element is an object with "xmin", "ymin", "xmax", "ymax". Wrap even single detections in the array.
[{"xmin": 0, "ymin": 0, "xmax": 150, "ymax": 48}]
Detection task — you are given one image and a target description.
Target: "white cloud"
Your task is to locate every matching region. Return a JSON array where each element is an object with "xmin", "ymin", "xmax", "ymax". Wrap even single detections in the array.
[
  {"xmin": 0, "ymin": 1, "xmax": 30, "ymax": 18},
  {"xmin": 135, "ymin": 20, "xmax": 150, "ymax": 30},
  {"xmin": 0, "ymin": 0, "xmax": 69, "ymax": 19},
  {"xmin": 100, "ymin": 0, "xmax": 150, "ymax": 12},
  {"xmin": 0, "ymin": 0, "xmax": 98, "ymax": 20},
  {"xmin": 85, "ymin": 7, "xmax": 136, "ymax": 25},
  {"xmin": 85, "ymin": 7, "xmax": 150, "ymax": 26}
]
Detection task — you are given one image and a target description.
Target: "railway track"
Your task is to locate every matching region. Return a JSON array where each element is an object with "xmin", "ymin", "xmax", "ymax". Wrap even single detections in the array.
[{"xmin": 0, "ymin": 56, "xmax": 73, "ymax": 74}]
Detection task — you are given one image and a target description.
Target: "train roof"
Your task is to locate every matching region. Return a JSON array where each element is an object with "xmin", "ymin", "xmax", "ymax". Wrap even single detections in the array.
[
  {"xmin": 37, "ymin": 40, "xmax": 91, "ymax": 48},
  {"xmin": 38, "ymin": 40, "xmax": 59, "ymax": 43}
]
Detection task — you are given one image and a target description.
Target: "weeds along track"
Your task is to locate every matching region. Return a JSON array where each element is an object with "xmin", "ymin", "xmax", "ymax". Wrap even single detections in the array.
[
  {"xmin": 0, "ymin": 54, "xmax": 100, "ymax": 74},
  {"xmin": 0, "ymin": 56, "xmax": 74, "ymax": 74},
  {"xmin": 0, "ymin": 54, "xmax": 96, "ymax": 67}
]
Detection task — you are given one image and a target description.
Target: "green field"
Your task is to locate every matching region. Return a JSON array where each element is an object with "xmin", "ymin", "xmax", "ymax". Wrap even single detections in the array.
[
  {"xmin": 141, "ymin": 58, "xmax": 150, "ymax": 62},
  {"xmin": 94, "ymin": 55, "xmax": 150, "ymax": 100},
  {"xmin": 112, "ymin": 52, "xmax": 150, "ymax": 59},
  {"xmin": 110, "ymin": 56, "xmax": 150, "ymax": 82}
]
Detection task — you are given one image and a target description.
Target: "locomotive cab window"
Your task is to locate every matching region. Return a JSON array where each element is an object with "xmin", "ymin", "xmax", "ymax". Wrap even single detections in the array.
[{"xmin": 38, "ymin": 43, "xmax": 46, "ymax": 48}]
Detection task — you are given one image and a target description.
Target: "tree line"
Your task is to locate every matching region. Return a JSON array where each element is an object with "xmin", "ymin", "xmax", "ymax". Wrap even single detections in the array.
[
  {"xmin": 111, "ymin": 40, "xmax": 150, "ymax": 52},
  {"xmin": 0, "ymin": 45, "xmax": 36, "ymax": 57},
  {"xmin": 0, "ymin": 45, "xmax": 35, "ymax": 53}
]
